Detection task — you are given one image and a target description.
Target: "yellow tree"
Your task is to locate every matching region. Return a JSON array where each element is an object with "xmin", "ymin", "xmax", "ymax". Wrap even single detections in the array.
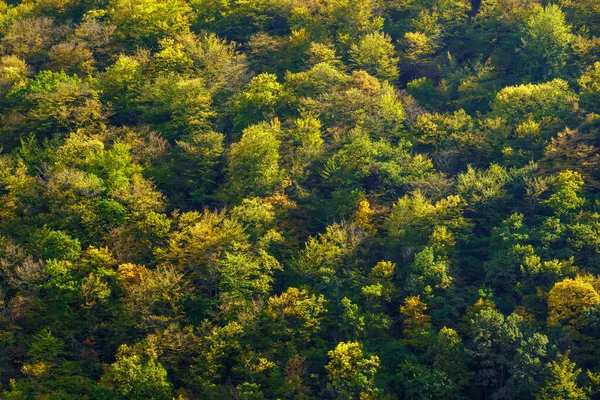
[
  {"xmin": 400, "ymin": 295, "xmax": 432, "ymax": 342},
  {"xmin": 325, "ymin": 341, "xmax": 380, "ymax": 399},
  {"xmin": 547, "ymin": 275, "xmax": 600, "ymax": 336}
]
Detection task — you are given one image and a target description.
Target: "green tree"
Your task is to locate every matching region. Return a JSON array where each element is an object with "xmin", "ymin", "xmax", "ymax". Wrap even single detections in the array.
[
  {"xmin": 227, "ymin": 121, "xmax": 285, "ymax": 200},
  {"xmin": 106, "ymin": 0, "xmax": 193, "ymax": 47},
  {"xmin": 545, "ymin": 170, "xmax": 585, "ymax": 216},
  {"xmin": 350, "ymin": 31, "xmax": 399, "ymax": 82},
  {"xmin": 520, "ymin": 5, "xmax": 574, "ymax": 81},
  {"xmin": 499, "ymin": 333, "xmax": 549, "ymax": 399},
  {"xmin": 578, "ymin": 62, "xmax": 600, "ymax": 114},
  {"xmin": 39, "ymin": 229, "xmax": 81, "ymax": 262},
  {"xmin": 6, "ymin": 70, "xmax": 105, "ymax": 145},
  {"xmin": 137, "ymin": 74, "xmax": 215, "ymax": 140},
  {"xmin": 537, "ymin": 353, "xmax": 588, "ymax": 400},
  {"xmin": 100, "ymin": 344, "xmax": 172, "ymax": 399},
  {"xmin": 491, "ymin": 79, "xmax": 579, "ymax": 126},
  {"xmin": 410, "ymin": 246, "xmax": 452, "ymax": 292},
  {"xmin": 234, "ymin": 73, "xmax": 289, "ymax": 131},
  {"xmin": 26, "ymin": 329, "xmax": 64, "ymax": 362},
  {"xmin": 397, "ymin": 360, "xmax": 462, "ymax": 400},
  {"xmin": 385, "ymin": 192, "xmax": 468, "ymax": 249},
  {"xmin": 468, "ymin": 307, "xmax": 524, "ymax": 395}
]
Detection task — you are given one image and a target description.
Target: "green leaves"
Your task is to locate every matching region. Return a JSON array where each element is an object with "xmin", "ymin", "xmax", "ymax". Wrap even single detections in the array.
[
  {"xmin": 350, "ymin": 32, "xmax": 399, "ymax": 82},
  {"xmin": 27, "ymin": 329, "xmax": 64, "ymax": 363},
  {"xmin": 100, "ymin": 344, "xmax": 172, "ymax": 399},
  {"xmin": 227, "ymin": 121, "xmax": 285, "ymax": 200},
  {"xmin": 520, "ymin": 5, "xmax": 573, "ymax": 81}
]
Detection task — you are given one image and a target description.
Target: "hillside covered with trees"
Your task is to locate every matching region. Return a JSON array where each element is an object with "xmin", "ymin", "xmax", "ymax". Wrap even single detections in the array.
[{"xmin": 1, "ymin": 0, "xmax": 600, "ymax": 398}]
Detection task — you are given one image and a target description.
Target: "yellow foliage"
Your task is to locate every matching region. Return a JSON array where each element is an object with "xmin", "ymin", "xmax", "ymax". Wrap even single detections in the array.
[
  {"xmin": 325, "ymin": 341, "xmax": 380, "ymax": 398},
  {"xmin": 361, "ymin": 283, "xmax": 383, "ymax": 298},
  {"xmin": 370, "ymin": 260, "xmax": 396, "ymax": 279},
  {"xmin": 351, "ymin": 199, "xmax": 375, "ymax": 234},
  {"xmin": 117, "ymin": 263, "xmax": 150, "ymax": 288},
  {"xmin": 21, "ymin": 361, "xmax": 51, "ymax": 377},
  {"xmin": 267, "ymin": 287, "xmax": 327, "ymax": 341},
  {"xmin": 548, "ymin": 275, "xmax": 600, "ymax": 335},
  {"xmin": 400, "ymin": 295, "xmax": 431, "ymax": 339}
]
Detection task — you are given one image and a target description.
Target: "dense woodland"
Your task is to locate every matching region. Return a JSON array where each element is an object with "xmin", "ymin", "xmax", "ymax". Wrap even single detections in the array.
[{"xmin": 1, "ymin": 0, "xmax": 600, "ymax": 398}]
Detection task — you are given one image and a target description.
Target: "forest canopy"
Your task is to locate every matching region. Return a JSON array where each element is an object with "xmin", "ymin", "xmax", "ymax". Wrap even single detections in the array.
[{"xmin": 1, "ymin": 0, "xmax": 600, "ymax": 399}]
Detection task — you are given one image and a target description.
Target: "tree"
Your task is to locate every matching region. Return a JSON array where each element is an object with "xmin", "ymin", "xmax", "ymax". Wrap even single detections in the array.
[
  {"xmin": 578, "ymin": 62, "xmax": 600, "ymax": 114},
  {"xmin": 155, "ymin": 209, "xmax": 279, "ymax": 316},
  {"xmin": 410, "ymin": 246, "xmax": 452, "ymax": 292},
  {"xmin": 265, "ymin": 287, "xmax": 327, "ymax": 343},
  {"xmin": 412, "ymin": 109, "xmax": 481, "ymax": 170},
  {"xmin": 400, "ymin": 295, "xmax": 432, "ymax": 341},
  {"xmin": 281, "ymin": 355, "xmax": 310, "ymax": 400},
  {"xmin": 325, "ymin": 341, "xmax": 380, "ymax": 399},
  {"xmin": 48, "ymin": 41, "xmax": 95, "ymax": 75},
  {"xmin": 484, "ymin": 213, "xmax": 533, "ymax": 293},
  {"xmin": 227, "ymin": 120, "xmax": 285, "ymax": 200},
  {"xmin": 38, "ymin": 229, "xmax": 81, "ymax": 262},
  {"xmin": 137, "ymin": 74, "xmax": 215, "ymax": 139},
  {"xmin": 431, "ymin": 327, "xmax": 472, "ymax": 390},
  {"xmin": 294, "ymin": 222, "xmax": 363, "ymax": 283},
  {"xmin": 491, "ymin": 79, "xmax": 579, "ymax": 126},
  {"xmin": 548, "ymin": 276, "xmax": 600, "ymax": 336},
  {"xmin": 231, "ymin": 196, "xmax": 277, "ymax": 236},
  {"xmin": 1, "ymin": 17, "xmax": 60, "ymax": 67},
  {"xmin": 100, "ymin": 55, "xmax": 144, "ymax": 123},
  {"xmin": 467, "ymin": 306, "xmax": 524, "ymax": 395},
  {"xmin": 350, "ymin": 31, "xmax": 399, "ymax": 82},
  {"xmin": 558, "ymin": 0, "xmax": 600, "ymax": 36},
  {"xmin": 385, "ymin": 191, "xmax": 468, "ymax": 249},
  {"xmin": 498, "ymin": 333, "xmax": 549, "ymax": 399},
  {"xmin": 456, "ymin": 164, "xmax": 510, "ymax": 226},
  {"xmin": 397, "ymin": 360, "xmax": 462, "ymax": 400},
  {"xmin": 520, "ymin": 5, "xmax": 573, "ymax": 81},
  {"xmin": 0, "ymin": 56, "xmax": 30, "ymax": 98},
  {"xmin": 234, "ymin": 73, "xmax": 289, "ymax": 131},
  {"xmin": 26, "ymin": 329, "xmax": 64, "ymax": 363},
  {"xmin": 118, "ymin": 263, "xmax": 185, "ymax": 331},
  {"xmin": 537, "ymin": 353, "xmax": 588, "ymax": 400},
  {"xmin": 6, "ymin": 70, "xmax": 105, "ymax": 144},
  {"xmin": 172, "ymin": 130, "xmax": 224, "ymax": 205},
  {"xmin": 328, "ymin": 0, "xmax": 383, "ymax": 47},
  {"xmin": 106, "ymin": 0, "xmax": 193, "ymax": 47},
  {"xmin": 100, "ymin": 344, "xmax": 172, "ymax": 399},
  {"xmin": 545, "ymin": 170, "xmax": 585, "ymax": 216}
]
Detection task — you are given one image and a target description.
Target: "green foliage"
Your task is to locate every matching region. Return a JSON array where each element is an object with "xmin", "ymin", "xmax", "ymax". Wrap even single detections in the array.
[
  {"xmin": 545, "ymin": 170, "xmax": 585, "ymax": 215},
  {"xmin": 227, "ymin": 121, "xmax": 284, "ymax": 200},
  {"xmin": 350, "ymin": 31, "xmax": 399, "ymax": 81},
  {"xmin": 27, "ymin": 329, "xmax": 64, "ymax": 362},
  {"xmin": 100, "ymin": 344, "xmax": 172, "ymax": 399},
  {"xmin": 386, "ymin": 191, "xmax": 468, "ymax": 248},
  {"xmin": 520, "ymin": 5, "xmax": 573, "ymax": 81},
  {"xmin": 537, "ymin": 353, "xmax": 588, "ymax": 400},
  {"xmin": 579, "ymin": 62, "xmax": 600, "ymax": 113},
  {"xmin": 39, "ymin": 229, "xmax": 81, "ymax": 262},
  {"xmin": 0, "ymin": 1, "xmax": 600, "ymax": 399},
  {"xmin": 107, "ymin": 0, "xmax": 193, "ymax": 47},
  {"xmin": 397, "ymin": 360, "xmax": 462, "ymax": 399},
  {"xmin": 5, "ymin": 70, "xmax": 104, "ymax": 145},
  {"xmin": 137, "ymin": 74, "xmax": 214, "ymax": 139},
  {"xmin": 490, "ymin": 79, "xmax": 579, "ymax": 126},
  {"xmin": 234, "ymin": 73, "xmax": 289, "ymax": 131}
]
